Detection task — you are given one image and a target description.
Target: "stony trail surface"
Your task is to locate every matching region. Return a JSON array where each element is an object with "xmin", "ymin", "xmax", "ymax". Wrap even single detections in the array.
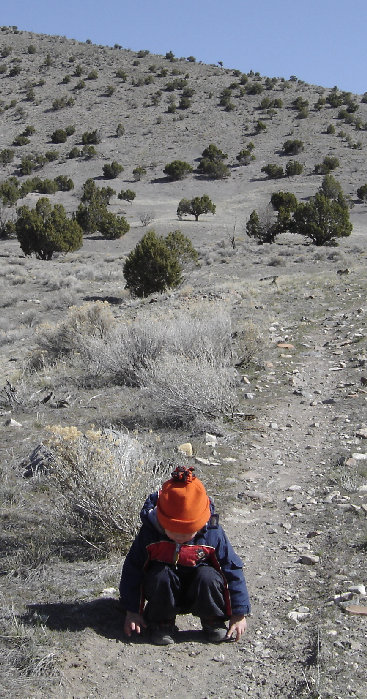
[{"xmin": 55, "ymin": 270, "xmax": 367, "ymax": 699}]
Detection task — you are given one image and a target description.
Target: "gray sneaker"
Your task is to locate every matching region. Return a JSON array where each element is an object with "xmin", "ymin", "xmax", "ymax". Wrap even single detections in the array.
[
  {"xmin": 148, "ymin": 622, "xmax": 176, "ymax": 646},
  {"xmin": 201, "ymin": 619, "xmax": 228, "ymax": 643}
]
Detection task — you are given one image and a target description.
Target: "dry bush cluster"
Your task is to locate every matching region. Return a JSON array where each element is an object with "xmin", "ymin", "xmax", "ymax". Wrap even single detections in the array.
[
  {"xmin": 43, "ymin": 425, "xmax": 167, "ymax": 547},
  {"xmin": 31, "ymin": 301, "xmax": 241, "ymax": 425}
]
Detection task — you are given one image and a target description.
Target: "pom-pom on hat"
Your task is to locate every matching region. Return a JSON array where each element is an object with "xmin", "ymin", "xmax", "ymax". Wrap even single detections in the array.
[{"xmin": 157, "ymin": 466, "xmax": 210, "ymax": 534}]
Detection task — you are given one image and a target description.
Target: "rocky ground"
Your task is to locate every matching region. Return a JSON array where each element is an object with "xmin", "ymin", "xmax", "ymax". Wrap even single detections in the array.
[{"xmin": 1, "ymin": 249, "xmax": 365, "ymax": 699}]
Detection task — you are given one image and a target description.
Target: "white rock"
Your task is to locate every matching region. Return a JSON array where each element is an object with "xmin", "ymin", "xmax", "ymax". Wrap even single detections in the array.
[
  {"xmin": 348, "ymin": 585, "xmax": 366, "ymax": 595},
  {"xmin": 206, "ymin": 433, "xmax": 217, "ymax": 446},
  {"xmin": 100, "ymin": 587, "xmax": 117, "ymax": 596},
  {"xmin": 357, "ymin": 485, "xmax": 367, "ymax": 493},
  {"xmin": 356, "ymin": 428, "xmax": 367, "ymax": 439},
  {"xmin": 287, "ymin": 485, "xmax": 302, "ymax": 492},
  {"xmin": 5, "ymin": 418, "xmax": 22, "ymax": 428},
  {"xmin": 194, "ymin": 456, "xmax": 210, "ymax": 466},
  {"xmin": 177, "ymin": 442, "xmax": 193, "ymax": 457},
  {"xmin": 352, "ymin": 453, "xmax": 367, "ymax": 461},
  {"xmin": 288, "ymin": 611, "xmax": 310, "ymax": 622}
]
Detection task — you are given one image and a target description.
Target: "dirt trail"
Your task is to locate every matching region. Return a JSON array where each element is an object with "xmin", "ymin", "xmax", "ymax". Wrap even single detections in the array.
[{"xmin": 55, "ymin": 271, "xmax": 366, "ymax": 699}]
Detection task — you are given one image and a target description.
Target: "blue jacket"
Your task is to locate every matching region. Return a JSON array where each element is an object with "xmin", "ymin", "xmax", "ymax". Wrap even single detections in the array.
[{"xmin": 119, "ymin": 492, "xmax": 250, "ymax": 616}]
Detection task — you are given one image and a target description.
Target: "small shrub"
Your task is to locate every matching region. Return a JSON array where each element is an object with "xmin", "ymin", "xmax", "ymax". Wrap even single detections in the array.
[
  {"xmin": 104, "ymin": 85, "xmax": 115, "ymax": 97},
  {"xmin": 9, "ymin": 65, "xmax": 21, "ymax": 77},
  {"xmin": 0, "ymin": 148, "xmax": 15, "ymax": 165},
  {"xmin": 292, "ymin": 96, "xmax": 308, "ymax": 111},
  {"xmin": 357, "ymin": 184, "xmax": 367, "ymax": 201},
  {"xmin": 246, "ymin": 209, "xmax": 279, "ymax": 244},
  {"xmin": 116, "ymin": 123, "xmax": 125, "ymax": 137},
  {"xmin": 116, "ymin": 69, "xmax": 127, "ymax": 81},
  {"xmin": 255, "ymin": 120, "xmax": 266, "ymax": 133},
  {"xmin": 27, "ymin": 44, "xmax": 36, "ymax": 54},
  {"xmin": 118, "ymin": 189, "xmax": 136, "ymax": 203},
  {"xmin": 98, "ymin": 210, "xmax": 130, "ymax": 239},
  {"xmin": 52, "ymin": 96, "xmax": 75, "ymax": 110},
  {"xmin": 133, "ymin": 166, "xmax": 146, "ymax": 181},
  {"xmin": 51, "ymin": 129, "xmax": 67, "ymax": 144},
  {"xmin": 0, "ymin": 178, "xmax": 20, "ymax": 206},
  {"xmin": 81, "ymin": 129, "xmax": 101, "ymax": 145},
  {"xmin": 285, "ymin": 160, "xmax": 303, "ymax": 176},
  {"xmin": 68, "ymin": 146, "xmax": 81, "ymax": 159},
  {"xmin": 12, "ymin": 134, "xmax": 30, "ymax": 147},
  {"xmin": 261, "ymin": 164, "xmax": 284, "ymax": 179},
  {"xmin": 35, "ymin": 178, "xmax": 58, "ymax": 194},
  {"xmin": 197, "ymin": 144, "xmax": 229, "ymax": 179},
  {"xmin": 44, "ymin": 425, "xmax": 159, "ymax": 546},
  {"xmin": 82, "ymin": 145, "xmax": 97, "ymax": 159},
  {"xmin": 45, "ymin": 150, "xmax": 59, "ymax": 162},
  {"xmin": 326, "ymin": 124, "xmax": 336, "ymax": 134},
  {"xmin": 327, "ymin": 92, "xmax": 343, "ymax": 108},
  {"xmin": 54, "ymin": 175, "xmax": 74, "ymax": 191},
  {"xmin": 236, "ymin": 148, "xmax": 255, "ymax": 165},
  {"xmin": 282, "ymin": 139, "xmax": 304, "ymax": 155},
  {"xmin": 87, "ymin": 69, "xmax": 98, "ymax": 80},
  {"xmin": 103, "ymin": 161, "xmax": 123, "ymax": 179},
  {"xmin": 74, "ymin": 80, "xmax": 86, "ymax": 90},
  {"xmin": 163, "ymin": 160, "xmax": 193, "ymax": 180},
  {"xmin": 314, "ymin": 156, "xmax": 340, "ymax": 175},
  {"xmin": 124, "ymin": 229, "xmax": 182, "ymax": 296},
  {"xmin": 246, "ymin": 82, "xmax": 263, "ymax": 95}
]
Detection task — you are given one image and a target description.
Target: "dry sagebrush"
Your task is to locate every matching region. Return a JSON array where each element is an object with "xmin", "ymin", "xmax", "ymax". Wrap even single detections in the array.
[{"xmin": 44, "ymin": 425, "xmax": 167, "ymax": 547}]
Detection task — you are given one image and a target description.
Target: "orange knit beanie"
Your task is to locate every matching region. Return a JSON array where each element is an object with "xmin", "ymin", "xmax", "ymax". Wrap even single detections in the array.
[{"xmin": 157, "ymin": 467, "xmax": 210, "ymax": 534}]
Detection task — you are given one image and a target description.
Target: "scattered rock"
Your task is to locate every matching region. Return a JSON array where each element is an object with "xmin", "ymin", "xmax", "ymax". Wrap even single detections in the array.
[
  {"xmin": 356, "ymin": 427, "xmax": 367, "ymax": 439},
  {"xmin": 299, "ymin": 554, "xmax": 320, "ymax": 565},
  {"xmin": 333, "ymin": 592, "xmax": 353, "ymax": 603},
  {"xmin": 306, "ymin": 530, "xmax": 322, "ymax": 538},
  {"xmin": 177, "ymin": 443, "xmax": 193, "ymax": 457},
  {"xmin": 205, "ymin": 433, "xmax": 217, "ymax": 446},
  {"xmin": 288, "ymin": 608, "xmax": 310, "ymax": 622},
  {"xmin": 348, "ymin": 585, "xmax": 366, "ymax": 595},
  {"xmin": 5, "ymin": 418, "xmax": 22, "ymax": 428},
  {"xmin": 100, "ymin": 587, "xmax": 117, "ymax": 596},
  {"xmin": 194, "ymin": 456, "xmax": 210, "ymax": 466},
  {"xmin": 343, "ymin": 605, "xmax": 367, "ymax": 616},
  {"xmin": 277, "ymin": 343, "xmax": 295, "ymax": 349}
]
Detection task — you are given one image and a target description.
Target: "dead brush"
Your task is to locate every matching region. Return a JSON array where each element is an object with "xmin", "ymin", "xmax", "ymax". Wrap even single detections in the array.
[
  {"xmin": 35, "ymin": 300, "xmax": 115, "ymax": 361},
  {"xmin": 83, "ymin": 307, "xmax": 233, "ymax": 387},
  {"xmin": 139, "ymin": 353, "xmax": 238, "ymax": 426},
  {"xmin": 0, "ymin": 597, "xmax": 59, "ymax": 696},
  {"xmin": 43, "ymin": 425, "xmax": 168, "ymax": 548}
]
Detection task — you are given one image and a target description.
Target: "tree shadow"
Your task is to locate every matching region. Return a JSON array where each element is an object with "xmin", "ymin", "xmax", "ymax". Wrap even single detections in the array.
[{"xmin": 22, "ymin": 598, "xmax": 207, "ymax": 645}]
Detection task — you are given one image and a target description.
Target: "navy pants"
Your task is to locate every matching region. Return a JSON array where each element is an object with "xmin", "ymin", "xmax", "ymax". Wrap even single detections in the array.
[{"xmin": 143, "ymin": 561, "xmax": 227, "ymax": 623}]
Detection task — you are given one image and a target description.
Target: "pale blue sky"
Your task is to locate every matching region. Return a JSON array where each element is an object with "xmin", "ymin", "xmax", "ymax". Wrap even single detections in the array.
[{"xmin": 2, "ymin": 0, "xmax": 365, "ymax": 94}]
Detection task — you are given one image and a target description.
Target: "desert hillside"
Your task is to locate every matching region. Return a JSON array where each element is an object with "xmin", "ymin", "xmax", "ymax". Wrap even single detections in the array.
[{"xmin": 1, "ymin": 27, "xmax": 366, "ymax": 699}]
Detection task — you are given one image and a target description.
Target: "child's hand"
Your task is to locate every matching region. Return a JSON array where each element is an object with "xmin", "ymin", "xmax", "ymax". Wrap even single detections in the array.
[
  {"xmin": 226, "ymin": 614, "xmax": 247, "ymax": 641},
  {"xmin": 123, "ymin": 610, "xmax": 147, "ymax": 637}
]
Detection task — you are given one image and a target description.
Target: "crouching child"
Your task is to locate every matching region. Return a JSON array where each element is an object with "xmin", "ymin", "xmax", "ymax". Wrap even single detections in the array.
[{"xmin": 119, "ymin": 466, "xmax": 250, "ymax": 645}]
